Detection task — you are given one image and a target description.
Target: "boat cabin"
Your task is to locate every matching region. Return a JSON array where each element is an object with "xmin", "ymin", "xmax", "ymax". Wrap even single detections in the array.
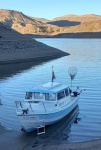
[{"xmin": 25, "ymin": 82, "xmax": 70, "ymax": 102}]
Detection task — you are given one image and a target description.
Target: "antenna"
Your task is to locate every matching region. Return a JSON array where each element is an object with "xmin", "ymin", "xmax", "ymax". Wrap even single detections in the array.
[{"xmin": 68, "ymin": 66, "xmax": 78, "ymax": 90}]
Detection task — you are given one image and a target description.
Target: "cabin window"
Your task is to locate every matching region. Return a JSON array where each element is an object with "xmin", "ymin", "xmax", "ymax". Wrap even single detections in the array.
[
  {"xmin": 45, "ymin": 93, "xmax": 49, "ymax": 100},
  {"xmin": 45, "ymin": 93, "xmax": 56, "ymax": 101},
  {"xmin": 57, "ymin": 91, "xmax": 65, "ymax": 100},
  {"xmin": 65, "ymin": 88, "xmax": 69, "ymax": 96},
  {"xmin": 25, "ymin": 92, "xmax": 32, "ymax": 99},
  {"xmin": 34, "ymin": 92, "xmax": 43, "ymax": 99}
]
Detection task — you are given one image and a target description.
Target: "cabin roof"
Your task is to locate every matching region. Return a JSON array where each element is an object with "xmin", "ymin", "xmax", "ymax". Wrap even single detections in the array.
[{"xmin": 27, "ymin": 82, "xmax": 68, "ymax": 94}]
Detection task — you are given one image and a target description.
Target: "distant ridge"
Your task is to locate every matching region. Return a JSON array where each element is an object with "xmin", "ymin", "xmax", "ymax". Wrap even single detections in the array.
[
  {"xmin": 0, "ymin": 9, "xmax": 101, "ymax": 38},
  {"xmin": 30, "ymin": 17, "xmax": 49, "ymax": 23},
  {"xmin": 52, "ymin": 14, "xmax": 101, "ymax": 23}
]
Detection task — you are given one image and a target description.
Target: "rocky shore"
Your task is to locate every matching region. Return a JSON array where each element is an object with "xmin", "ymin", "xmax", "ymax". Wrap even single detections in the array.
[
  {"xmin": 0, "ymin": 23, "xmax": 68, "ymax": 64},
  {"xmin": 0, "ymin": 125, "xmax": 101, "ymax": 150}
]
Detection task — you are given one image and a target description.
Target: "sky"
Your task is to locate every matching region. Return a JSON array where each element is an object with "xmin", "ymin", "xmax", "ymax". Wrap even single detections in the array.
[{"xmin": 0, "ymin": 0, "xmax": 101, "ymax": 20}]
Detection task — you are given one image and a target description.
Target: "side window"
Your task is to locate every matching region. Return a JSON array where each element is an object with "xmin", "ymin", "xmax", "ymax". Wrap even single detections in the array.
[
  {"xmin": 45, "ymin": 93, "xmax": 49, "ymax": 100},
  {"xmin": 49, "ymin": 94, "xmax": 55, "ymax": 101},
  {"xmin": 45, "ymin": 93, "xmax": 56, "ymax": 101},
  {"xmin": 57, "ymin": 91, "xmax": 65, "ymax": 100},
  {"xmin": 65, "ymin": 88, "xmax": 69, "ymax": 96},
  {"xmin": 25, "ymin": 92, "xmax": 32, "ymax": 99}
]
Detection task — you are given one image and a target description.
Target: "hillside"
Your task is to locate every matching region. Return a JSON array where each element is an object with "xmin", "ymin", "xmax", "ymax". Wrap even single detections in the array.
[
  {"xmin": 0, "ymin": 9, "xmax": 45, "ymax": 27},
  {"xmin": 0, "ymin": 9, "xmax": 59, "ymax": 35},
  {"xmin": 30, "ymin": 17, "xmax": 49, "ymax": 23},
  {"xmin": 52, "ymin": 14, "xmax": 101, "ymax": 22},
  {"xmin": 0, "ymin": 9, "xmax": 101, "ymax": 37},
  {"xmin": 0, "ymin": 22, "xmax": 68, "ymax": 64},
  {"xmin": 47, "ymin": 14, "xmax": 101, "ymax": 27},
  {"xmin": 60, "ymin": 20, "xmax": 101, "ymax": 33}
]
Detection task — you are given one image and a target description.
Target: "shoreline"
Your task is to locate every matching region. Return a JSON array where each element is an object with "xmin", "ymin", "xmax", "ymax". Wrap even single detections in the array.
[
  {"xmin": 0, "ymin": 125, "xmax": 101, "ymax": 150},
  {"xmin": 26, "ymin": 32, "xmax": 101, "ymax": 39},
  {"xmin": 0, "ymin": 54, "xmax": 67, "ymax": 65}
]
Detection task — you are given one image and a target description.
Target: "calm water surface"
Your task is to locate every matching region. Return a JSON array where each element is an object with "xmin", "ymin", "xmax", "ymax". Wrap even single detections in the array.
[{"xmin": 0, "ymin": 38, "xmax": 101, "ymax": 142}]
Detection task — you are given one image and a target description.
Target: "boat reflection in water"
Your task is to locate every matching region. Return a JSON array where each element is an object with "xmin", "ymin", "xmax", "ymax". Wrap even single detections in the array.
[
  {"xmin": 0, "ymin": 61, "xmax": 44, "ymax": 80},
  {"xmin": 44, "ymin": 105, "xmax": 79, "ymax": 141}
]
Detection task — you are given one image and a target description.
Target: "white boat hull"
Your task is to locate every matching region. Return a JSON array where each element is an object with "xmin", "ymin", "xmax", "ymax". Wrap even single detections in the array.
[{"xmin": 17, "ymin": 97, "xmax": 79, "ymax": 132}]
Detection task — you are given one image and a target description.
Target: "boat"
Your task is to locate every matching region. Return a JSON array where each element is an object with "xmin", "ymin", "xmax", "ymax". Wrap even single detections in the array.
[{"xmin": 15, "ymin": 66, "xmax": 82, "ymax": 134}]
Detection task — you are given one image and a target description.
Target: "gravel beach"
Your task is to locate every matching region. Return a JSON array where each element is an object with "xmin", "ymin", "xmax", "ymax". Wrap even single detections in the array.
[{"xmin": 0, "ymin": 125, "xmax": 101, "ymax": 150}]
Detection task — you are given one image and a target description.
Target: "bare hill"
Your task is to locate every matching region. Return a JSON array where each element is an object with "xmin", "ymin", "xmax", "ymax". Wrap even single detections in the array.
[
  {"xmin": 0, "ymin": 9, "xmax": 101, "ymax": 37},
  {"xmin": 0, "ymin": 23, "xmax": 67, "ymax": 64},
  {"xmin": 52, "ymin": 14, "xmax": 101, "ymax": 23},
  {"xmin": 44, "ymin": 20, "xmax": 101, "ymax": 37},
  {"xmin": 0, "ymin": 9, "xmax": 59, "ymax": 35},
  {"xmin": 0, "ymin": 9, "xmax": 45, "ymax": 27},
  {"xmin": 61, "ymin": 20, "xmax": 101, "ymax": 33},
  {"xmin": 47, "ymin": 14, "xmax": 101, "ymax": 27}
]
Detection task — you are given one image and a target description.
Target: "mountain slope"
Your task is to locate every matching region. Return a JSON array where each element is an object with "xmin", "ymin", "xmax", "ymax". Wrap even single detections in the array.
[{"xmin": 0, "ymin": 9, "xmax": 59, "ymax": 35}]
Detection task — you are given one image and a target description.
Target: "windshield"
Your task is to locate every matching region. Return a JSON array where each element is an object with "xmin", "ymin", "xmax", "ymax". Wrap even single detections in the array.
[{"xmin": 34, "ymin": 92, "xmax": 44, "ymax": 99}]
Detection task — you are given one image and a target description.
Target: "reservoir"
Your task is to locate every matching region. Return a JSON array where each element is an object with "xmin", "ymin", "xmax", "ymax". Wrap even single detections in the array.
[{"xmin": 0, "ymin": 38, "xmax": 101, "ymax": 142}]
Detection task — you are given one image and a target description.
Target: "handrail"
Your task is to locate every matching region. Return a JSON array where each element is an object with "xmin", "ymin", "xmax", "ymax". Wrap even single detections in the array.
[
  {"xmin": 28, "ymin": 101, "xmax": 33, "ymax": 111},
  {"xmin": 42, "ymin": 101, "xmax": 46, "ymax": 114}
]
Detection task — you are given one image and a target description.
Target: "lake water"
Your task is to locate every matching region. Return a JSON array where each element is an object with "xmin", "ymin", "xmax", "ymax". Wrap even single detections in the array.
[{"xmin": 0, "ymin": 38, "xmax": 101, "ymax": 142}]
